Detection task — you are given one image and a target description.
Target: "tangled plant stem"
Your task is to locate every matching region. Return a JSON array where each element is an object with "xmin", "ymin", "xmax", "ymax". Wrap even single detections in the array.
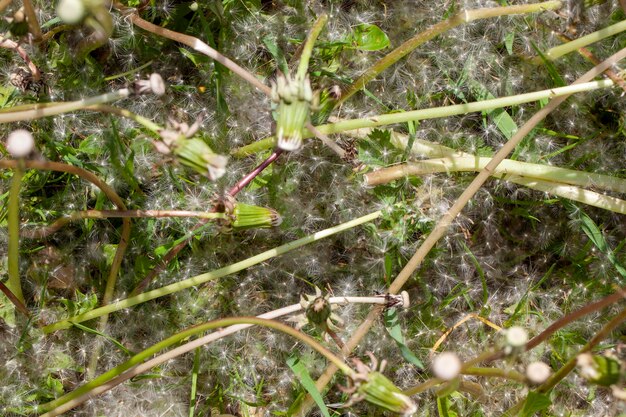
[
  {"xmin": 43, "ymin": 210, "xmax": 382, "ymax": 333},
  {"xmin": 232, "ymin": 80, "xmax": 615, "ymax": 156},
  {"xmin": 293, "ymin": 44, "xmax": 626, "ymax": 417}
]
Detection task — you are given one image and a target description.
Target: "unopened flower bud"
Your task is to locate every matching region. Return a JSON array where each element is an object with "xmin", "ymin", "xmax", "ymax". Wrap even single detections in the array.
[
  {"xmin": 231, "ymin": 202, "xmax": 282, "ymax": 229},
  {"xmin": 172, "ymin": 137, "xmax": 228, "ymax": 180},
  {"xmin": 526, "ymin": 361, "xmax": 551, "ymax": 384},
  {"xmin": 576, "ymin": 353, "xmax": 621, "ymax": 387},
  {"xmin": 432, "ymin": 352, "xmax": 462, "ymax": 381},
  {"xmin": 357, "ymin": 371, "xmax": 417, "ymax": 415},
  {"xmin": 271, "ymin": 73, "xmax": 315, "ymax": 151},
  {"xmin": 189, "ymin": 2, "xmax": 198, "ymax": 11},
  {"xmin": 6, "ymin": 129, "xmax": 35, "ymax": 158}
]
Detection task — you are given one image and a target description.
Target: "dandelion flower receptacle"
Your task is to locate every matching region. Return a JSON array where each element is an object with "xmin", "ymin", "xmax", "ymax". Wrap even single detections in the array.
[
  {"xmin": 271, "ymin": 73, "xmax": 316, "ymax": 151},
  {"xmin": 576, "ymin": 353, "xmax": 622, "ymax": 387},
  {"xmin": 230, "ymin": 202, "xmax": 282, "ymax": 229}
]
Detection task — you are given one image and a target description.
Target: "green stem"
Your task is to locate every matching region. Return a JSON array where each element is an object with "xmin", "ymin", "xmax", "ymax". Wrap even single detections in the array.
[
  {"xmin": 232, "ymin": 80, "xmax": 614, "ymax": 156},
  {"xmin": 0, "ymin": 90, "xmax": 131, "ymax": 123},
  {"xmin": 43, "ymin": 210, "xmax": 382, "ymax": 333},
  {"xmin": 500, "ymin": 306, "xmax": 626, "ymax": 417},
  {"xmin": 463, "ymin": 367, "xmax": 526, "ymax": 383},
  {"xmin": 296, "ymin": 14, "xmax": 328, "ymax": 80},
  {"xmin": 534, "ymin": 19, "xmax": 626, "ymax": 63},
  {"xmin": 321, "ymin": 80, "xmax": 613, "ymax": 134},
  {"xmin": 7, "ymin": 165, "xmax": 25, "ymax": 304},
  {"xmin": 338, "ymin": 1, "xmax": 563, "ymax": 105},
  {"xmin": 38, "ymin": 317, "xmax": 352, "ymax": 416},
  {"xmin": 365, "ymin": 157, "xmax": 626, "ymax": 194},
  {"xmin": 85, "ymin": 104, "xmax": 163, "ymax": 133}
]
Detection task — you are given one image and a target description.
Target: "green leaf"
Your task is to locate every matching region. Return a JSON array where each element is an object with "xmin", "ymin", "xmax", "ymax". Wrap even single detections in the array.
[
  {"xmin": 383, "ymin": 308, "xmax": 424, "ymax": 369},
  {"xmin": 504, "ymin": 32, "xmax": 514, "ymax": 55},
  {"xmin": 0, "ymin": 292, "xmax": 16, "ymax": 328},
  {"xmin": 565, "ymin": 202, "xmax": 626, "ymax": 279},
  {"xmin": 286, "ymin": 356, "xmax": 330, "ymax": 417},
  {"xmin": 437, "ymin": 396, "xmax": 458, "ymax": 417},
  {"xmin": 349, "ymin": 24, "xmax": 390, "ymax": 51},
  {"xmin": 71, "ymin": 321, "xmax": 134, "ymax": 357},
  {"xmin": 262, "ymin": 36, "xmax": 289, "ymax": 75},
  {"xmin": 520, "ymin": 391, "xmax": 552, "ymax": 417}
]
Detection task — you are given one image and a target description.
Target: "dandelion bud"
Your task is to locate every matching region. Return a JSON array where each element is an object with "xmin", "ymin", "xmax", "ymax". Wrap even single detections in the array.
[
  {"xmin": 231, "ymin": 202, "xmax": 282, "ymax": 229},
  {"xmin": 526, "ymin": 361, "xmax": 551, "ymax": 384},
  {"xmin": 356, "ymin": 372, "xmax": 417, "ymax": 415},
  {"xmin": 57, "ymin": 0, "xmax": 86, "ymax": 24},
  {"xmin": 503, "ymin": 326, "xmax": 528, "ymax": 355},
  {"xmin": 432, "ymin": 352, "xmax": 462, "ymax": 381},
  {"xmin": 172, "ymin": 137, "xmax": 228, "ymax": 180},
  {"xmin": 576, "ymin": 353, "xmax": 621, "ymax": 387},
  {"xmin": 6, "ymin": 129, "xmax": 35, "ymax": 158},
  {"xmin": 271, "ymin": 73, "xmax": 315, "ymax": 151}
]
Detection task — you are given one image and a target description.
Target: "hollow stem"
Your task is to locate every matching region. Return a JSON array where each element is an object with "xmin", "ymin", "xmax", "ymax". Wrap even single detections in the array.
[
  {"xmin": 118, "ymin": 4, "xmax": 271, "ymax": 96},
  {"xmin": 338, "ymin": 1, "xmax": 563, "ymax": 105},
  {"xmin": 0, "ymin": 35, "xmax": 41, "ymax": 81},
  {"xmin": 39, "ymin": 316, "xmax": 353, "ymax": 416},
  {"xmin": 40, "ymin": 295, "xmax": 392, "ymax": 414},
  {"xmin": 296, "ymin": 14, "xmax": 328, "ymax": 80},
  {"xmin": 24, "ymin": 210, "xmax": 227, "ymax": 239},
  {"xmin": 533, "ymin": 19, "xmax": 626, "ymax": 64},
  {"xmin": 43, "ymin": 210, "xmax": 382, "ymax": 333},
  {"xmin": 365, "ymin": 157, "xmax": 626, "ymax": 193},
  {"xmin": 500, "ymin": 306, "xmax": 626, "ymax": 417},
  {"xmin": 0, "ymin": 89, "xmax": 131, "ymax": 123},
  {"xmin": 292, "ymin": 42, "xmax": 626, "ymax": 417},
  {"xmin": 7, "ymin": 165, "xmax": 25, "ymax": 304},
  {"xmin": 85, "ymin": 104, "xmax": 162, "ymax": 133},
  {"xmin": 232, "ymin": 80, "xmax": 615, "ymax": 156},
  {"xmin": 227, "ymin": 150, "xmax": 283, "ymax": 196},
  {"xmin": 462, "ymin": 367, "xmax": 526, "ymax": 383},
  {"xmin": 22, "ymin": 0, "xmax": 42, "ymax": 41},
  {"xmin": 0, "ymin": 280, "xmax": 29, "ymax": 317}
]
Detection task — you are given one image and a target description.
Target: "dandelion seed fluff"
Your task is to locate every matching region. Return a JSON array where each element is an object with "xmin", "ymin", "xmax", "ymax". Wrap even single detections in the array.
[
  {"xmin": 432, "ymin": 351, "xmax": 461, "ymax": 381},
  {"xmin": 6, "ymin": 129, "xmax": 35, "ymax": 157},
  {"xmin": 526, "ymin": 361, "xmax": 551, "ymax": 384},
  {"xmin": 57, "ymin": 0, "xmax": 86, "ymax": 24}
]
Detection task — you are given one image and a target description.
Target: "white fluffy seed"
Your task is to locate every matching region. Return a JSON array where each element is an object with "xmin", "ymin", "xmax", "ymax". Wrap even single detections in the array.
[
  {"xmin": 432, "ymin": 352, "xmax": 462, "ymax": 381},
  {"xmin": 57, "ymin": 0, "xmax": 86, "ymax": 25},
  {"xmin": 149, "ymin": 73, "xmax": 166, "ymax": 96},
  {"xmin": 526, "ymin": 361, "xmax": 551, "ymax": 384},
  {"xmin": 6, "ymin": 129, "xmax": 35, "ymax": 158},
  {"xmin": 506, "ymin": 326, "xmax": 528, "ymax": 347}
]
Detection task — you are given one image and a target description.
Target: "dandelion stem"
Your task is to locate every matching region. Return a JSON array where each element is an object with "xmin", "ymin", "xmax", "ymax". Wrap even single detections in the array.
[
  {"xmin": 462, "ymin": 367, "xmax": 526, "ymax": 383},
  {"xmin": 7, "ymin": 164, "xmax": 25, "ymax": 304},
  {"xmin": 296, "ymin": 14, "xmax": 327, "ymax": 80},
  {"xmin": 500, "ymin": 306, "xmax": 626, "ymax": 417},
  {"xmin": 43, "ymin": 210, "xmax": 382, "ymax": 333},
  {"xmin": 85, "ymin": 104, "xmax": 162, "ymax": 133},
  {"xmin": 227, "ymin": 150, "xmax": 283, "ymax": 196},
  {"xmin": 0, "ymin": 89, "xmax": 131, "ymax": 123},
  {"xmin": 23, "ymin": 210, "xmax": 226, "ymax": 239},
  {"xmin": 292, "ymin": 42, "xmax": 626, "ymax": 417},
  {"xmin": 533, "ymin": 19, "xmax": 626, "ymax": 64},
  {"xmin": 118, "ymin": 4, "xmax": 271, "ymax": 96},
  {"xmin": 22, "ymin": 0, "xmax": 42, "ymax": 41},
  {"xmin": 39, "ymin": 316, "xmax": 353, "ymax": 416},
  {"xmin": 232, "ymin": 80, "xmax": 615, "ymax": 156},
  {"xmin": 338, "ymin": 1, "xmax": 563, "ymax": 106}
]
